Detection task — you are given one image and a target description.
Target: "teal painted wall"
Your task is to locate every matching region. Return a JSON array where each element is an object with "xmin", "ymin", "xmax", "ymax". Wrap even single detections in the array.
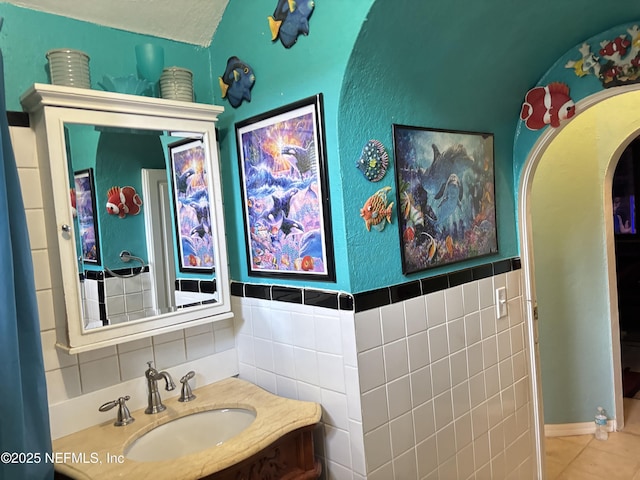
[
  {"xmin": 209, "ymin": 0, "xmax": 374, "ymax": 292},
  {"xmin": 339, "ymin": 2, "xmax": 640, "ymax": 293},
  {"xmin": 0, "ymin": 3, "xmax": 213, "ymax": 111}
]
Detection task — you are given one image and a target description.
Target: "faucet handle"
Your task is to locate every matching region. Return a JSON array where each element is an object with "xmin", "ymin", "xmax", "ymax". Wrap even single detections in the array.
[
  {"xmin": 99, "ymin": 396, "xmax": 135, "ymax": 426},
  {"xmin": 178, "ymin": 371, "xmax": 196, "ymax": 402}
]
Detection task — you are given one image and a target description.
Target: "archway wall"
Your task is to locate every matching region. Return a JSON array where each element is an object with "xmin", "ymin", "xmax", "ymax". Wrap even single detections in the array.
[
  {"xmin": 515, "ymin": 20, "xmax": 640, "ymax": 213},
  {"xmin": 516, "ymin": 20, "xmax": 640, "ymax": 426},
  {"xmin": 529, "ymin": 89, "xmax": 640, "ymax": 424}
]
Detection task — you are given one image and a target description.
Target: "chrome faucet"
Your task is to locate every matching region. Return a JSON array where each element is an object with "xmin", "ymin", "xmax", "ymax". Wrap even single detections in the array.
[
  {"xmin": 144, "ymin": 361, "xmax": 176, "ymax": 414},
  {"xmin": 99, "ymin": 395, "xmax": 135, "ymax": 426},
  {"xmin": 178, "ymin": 371, "xmax": 196, "ymax": 402}
]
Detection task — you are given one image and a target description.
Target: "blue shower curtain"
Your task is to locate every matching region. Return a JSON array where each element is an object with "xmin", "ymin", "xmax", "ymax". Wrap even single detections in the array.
[{"xmin": 0, "ymin": 19, "xmax": 54, "ymax": 480}]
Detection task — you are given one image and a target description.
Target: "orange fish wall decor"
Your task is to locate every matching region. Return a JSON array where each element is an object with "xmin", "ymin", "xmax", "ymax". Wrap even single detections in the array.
[
  {"xmin": 360, "ymin": 185, "xmax": 394, "ymax": 232},
  {"xmin": 105, "ymin": 186, "xmax": 143, "ymax": 218}
]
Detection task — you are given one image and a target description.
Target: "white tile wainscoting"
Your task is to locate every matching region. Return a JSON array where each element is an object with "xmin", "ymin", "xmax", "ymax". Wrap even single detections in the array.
[{"xmin": 233, "ymin": 266, "xmax": 536, "ymax": 479}]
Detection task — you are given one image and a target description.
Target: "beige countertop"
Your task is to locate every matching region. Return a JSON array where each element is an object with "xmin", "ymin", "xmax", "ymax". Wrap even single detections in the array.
[{"xmin": 53, "ymin": 377, "xmax": 322, "ymax": 480}]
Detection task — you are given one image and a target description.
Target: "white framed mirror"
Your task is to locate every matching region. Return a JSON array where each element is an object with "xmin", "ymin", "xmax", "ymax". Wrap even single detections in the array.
[{"xmin": 21, "ymin": 84, "xmax": 232, "ymax": 353}]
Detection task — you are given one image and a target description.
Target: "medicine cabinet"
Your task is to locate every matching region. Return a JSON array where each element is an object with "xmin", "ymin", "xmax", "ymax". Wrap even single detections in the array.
[{"xmin": 21, "ymin": 84, "xmax": 232, "ymax": 353}]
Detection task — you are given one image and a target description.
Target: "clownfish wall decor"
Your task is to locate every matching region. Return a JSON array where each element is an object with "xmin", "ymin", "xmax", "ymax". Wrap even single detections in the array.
[
  {"xmin": 105, "ymin": 186, "xmax": 143, "ymax": 218},
  {"xmin": 520, "ymin": 82, "xmax": 576, "ymax": 131}
]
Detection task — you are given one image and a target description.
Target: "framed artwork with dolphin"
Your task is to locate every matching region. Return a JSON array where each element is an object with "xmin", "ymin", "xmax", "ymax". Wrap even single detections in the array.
[
  {"xmin": 169, "ymin": 138, "xmax": 216, "ymax": 274},
  {"xmin": 393, "ymin": 125, "xmax": 498, "ymax": 274},
  {"xmin": 74, "ymin": 168, "xmax": 101, "ymax": 265},
  {"xmin": 235, "ymin": 94, "xmax": 336, "ymax": 281}
]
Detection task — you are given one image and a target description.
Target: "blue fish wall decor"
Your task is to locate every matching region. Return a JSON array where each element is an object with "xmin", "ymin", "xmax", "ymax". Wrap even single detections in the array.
[
  {"xmin": 218, "ymin": 56, "xmax": 256, "ymax": 108},
  {"xmin": 356, "ymin": 139, "xmax": 389, "ymax": 182},
  {"xmin": 268, "ymin": 0, "xmax": 315, "ymax": 48}
]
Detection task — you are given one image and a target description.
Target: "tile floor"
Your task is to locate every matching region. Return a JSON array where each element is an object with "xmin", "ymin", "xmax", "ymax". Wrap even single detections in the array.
[{"xmin": 545, "ymin": 398, "xmax": 640, "ymax": 479}]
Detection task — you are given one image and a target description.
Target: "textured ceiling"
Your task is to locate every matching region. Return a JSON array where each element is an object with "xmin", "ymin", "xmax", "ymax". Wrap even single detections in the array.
[{"xmin": 4, "ymin": 0, "xmax": 229, "ymax": 46}]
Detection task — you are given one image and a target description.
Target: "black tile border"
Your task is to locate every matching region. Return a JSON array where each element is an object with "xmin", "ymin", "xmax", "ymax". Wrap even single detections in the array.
[
  {"xmin": 472, "ymin": 264, "xmax": 494, "ymax": 281},
  {"xmin": 231, "ymin": 257, "xmax": 521, "ymax": 313},
  {"xmin": 104, "ymin": 266, "xmax": 150, "ymax": 277},
  {"xmin": 178, "ymin": 279, "xmax": 200, "ymax": 292},
  {"xmin": 304, "ymin": 289, "xmax": 339, "ymax": 309},
  {"xmin": 200, "ymin": 281, "xmax": 217, "ymax": 294},
  {"xmin": 174, "ymin": 278, "xmax": 217, "ymax": 294},
  {"xmin": 354, "ymin": 288, "xmax": 391, "ymax": 312},
  {"xmin": 230, "ymin": 282, "xmax": 244, "ymax": 297},
  {"xmin": 272, "ymin": 286, "xmax": 303, "ymax": 304},
  {"xmin": 390, "ymin": 281, "xmax": 421, "ymax": 303},
  {"xmin": 244, "ymin": 283, "xmax": 271, "ymax": 300},
  {"xmin": 421, "ymin": 274, "xmax": 449, "ymax": 295},
  {"xmin": 493, "ymin": 259, "xmax": 512, "ymax": 275},
  {"xmin": 173, "ymin": 278, "xmax": 219, "ymax": 307},
  {"xmin": 84, "ymin": 270, "xmax": 104, "ymax": 281},
  {"xmin": 339, "ymin": 294, "xmax": 354, "ymax": 311},
  {"xmin": 448, "ymin": 269, "xmax": 473, "ymax": 288},
  {"xmin": 8, "ymin": 111, "xmax": 29, "ymax": 127}
]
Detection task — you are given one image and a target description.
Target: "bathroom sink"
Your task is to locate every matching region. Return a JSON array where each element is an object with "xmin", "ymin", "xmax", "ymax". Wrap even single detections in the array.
[{"xmin": 124, "ymin": 408, "xmax": 256, "ymax": 462}]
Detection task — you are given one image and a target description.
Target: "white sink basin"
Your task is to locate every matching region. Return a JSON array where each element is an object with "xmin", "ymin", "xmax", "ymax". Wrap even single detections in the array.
[{"xmin": 124, "ymin": 408, "xmax": 256, "ymax": 462}]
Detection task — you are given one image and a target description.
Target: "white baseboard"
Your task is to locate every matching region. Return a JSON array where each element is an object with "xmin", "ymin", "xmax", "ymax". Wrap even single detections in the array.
[{"xmin": 545, "ymin": 419, "xmax": 616, "ymax": 437}]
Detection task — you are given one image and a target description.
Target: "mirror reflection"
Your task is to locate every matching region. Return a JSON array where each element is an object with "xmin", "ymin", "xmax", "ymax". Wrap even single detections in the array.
[{"xmin": 65, "ymin": 123, "xmax": 218, "ymax": 330}]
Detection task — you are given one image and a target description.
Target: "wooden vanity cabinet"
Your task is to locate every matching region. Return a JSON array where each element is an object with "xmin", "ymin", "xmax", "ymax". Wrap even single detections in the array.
[
  {"xmin": 54, "ymin": 425, "xmax": 321, "ymax": 480},
  {"xmin": 204, "ymin": 425, "xmax": 321, "ymax": 480}
]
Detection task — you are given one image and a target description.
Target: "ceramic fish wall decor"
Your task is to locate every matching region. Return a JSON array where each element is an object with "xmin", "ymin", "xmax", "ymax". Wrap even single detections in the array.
[
  {"xmin": 268, "ymin": 0, "xmax": 315, "ymax": 48},
  {"xmin": 566, "ymin": 25, "xmax": 640, "ymax": 88},
  {"xmin": 219, "ymin": 56, "xmax": 256, "ymax": 108},
  {"xmin": 520, "ymin": 82, "xmax": 576, "ymax": 130},
  {"xmin": 356, "ymin": 139, "xmax": 389, "ymax": 182},
  {"xmin": 105, "ymin": 186, "xmax": 142, "ymax": 218},
  {"xmin": 360, "ymin": 186, "xmax": 394, "ymax": 232}
]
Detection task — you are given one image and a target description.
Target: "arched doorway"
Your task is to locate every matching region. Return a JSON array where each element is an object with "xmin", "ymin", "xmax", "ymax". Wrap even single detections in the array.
[
  {"xmin": 519, "ymin": 86, "xmax": 640, "ymax": 473},
  {"xmin": 612, "ymin": 138, "xmax": 640, "ymax": 399}
]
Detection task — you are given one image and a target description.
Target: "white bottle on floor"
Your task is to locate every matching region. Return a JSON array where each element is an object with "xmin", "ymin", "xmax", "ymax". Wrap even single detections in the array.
[{"xmin": 595, "ymin": 407, "xmax": 608, "ymax": 441}]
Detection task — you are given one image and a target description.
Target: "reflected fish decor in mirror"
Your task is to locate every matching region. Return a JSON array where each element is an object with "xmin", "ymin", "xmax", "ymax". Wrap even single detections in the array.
[
  {"xmin": 20, "ymin": 83, "xmax": 232, "ymax": 353},
  {"xmin": 105, "ymin": 185, "xmax": 143, "ymax": 218}
]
